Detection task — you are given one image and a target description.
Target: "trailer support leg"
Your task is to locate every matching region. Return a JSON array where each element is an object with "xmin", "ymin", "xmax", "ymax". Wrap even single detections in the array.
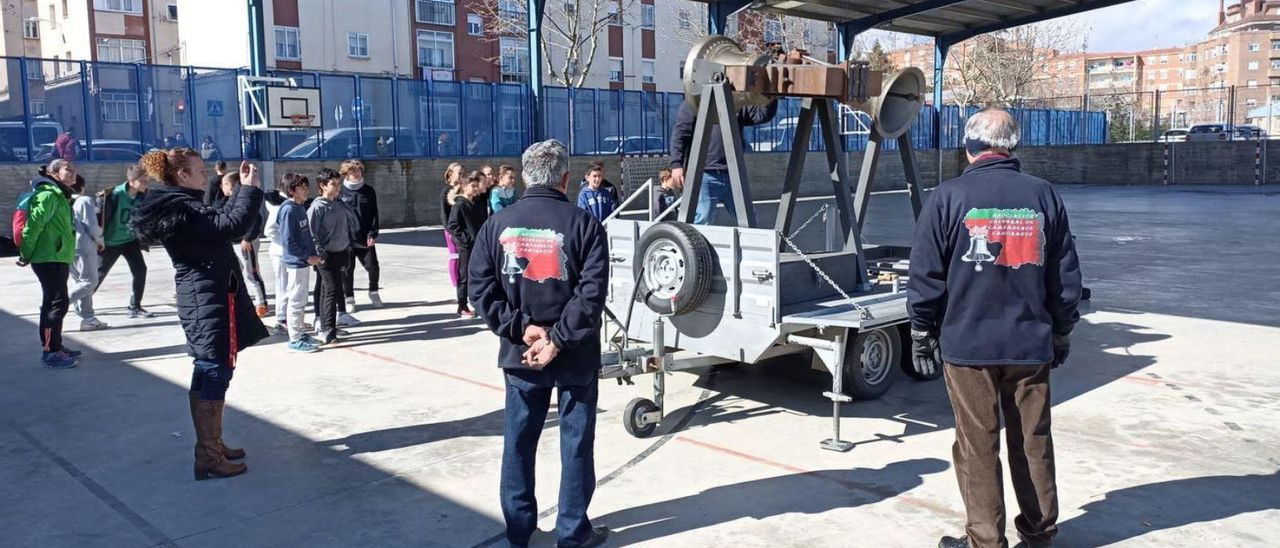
[
  {"xmin": 789, "ymin": 333, "xmax": 855, "ymax": 452},
  {"xmin": 644, "ymin": 318, "xmax": 667, "ymax": 426}
]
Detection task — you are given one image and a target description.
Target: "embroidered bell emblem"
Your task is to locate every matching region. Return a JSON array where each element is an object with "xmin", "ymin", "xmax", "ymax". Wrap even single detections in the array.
[
  {"xmin": 501, "ymin": 248, "xmax": 524, "ymax": 283},
  {"xmin": 962, "ymin": 234, "xmax": 996, "ymax": 271}
]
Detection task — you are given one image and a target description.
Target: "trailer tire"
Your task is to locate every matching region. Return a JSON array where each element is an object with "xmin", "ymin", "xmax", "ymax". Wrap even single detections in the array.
[
  {"xmin": 636, "ymin": 222, "xmax": 714, "ymax": 316},
  {"xmin": 624, "ymin": 397, "xmax": 660, "ymax": 438},
  {"xmin": 842, "ymin": 327, "xmax": 901, "ymax": 400}
]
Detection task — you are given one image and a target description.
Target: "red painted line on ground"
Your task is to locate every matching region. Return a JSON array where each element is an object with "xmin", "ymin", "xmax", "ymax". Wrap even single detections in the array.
[
  {"xmin": 1119, "ymin": 375, "xmax": 1163, "ymax": 386},
  {"xmin": 339, "ymin": 346, "xmax": 505, "ymax": 393},
  {"xmin": 675, "ymin": 436, "xmax": 962, "ymax": 518}
]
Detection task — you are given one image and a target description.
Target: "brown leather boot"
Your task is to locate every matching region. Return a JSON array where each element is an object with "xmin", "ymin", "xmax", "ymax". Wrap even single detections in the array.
[
  {"xmin": 193, "ymin": 399, "xmax": 247, "ymax": 481},
  {"xmin": 189, "ymin": 392, "xmax": 245, "ymax": 460}
]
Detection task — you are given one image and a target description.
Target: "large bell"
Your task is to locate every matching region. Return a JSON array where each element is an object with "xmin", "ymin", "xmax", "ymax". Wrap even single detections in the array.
[{"xmin": 962, "ymin": 234, "xmax": 996, "ymax": 271}]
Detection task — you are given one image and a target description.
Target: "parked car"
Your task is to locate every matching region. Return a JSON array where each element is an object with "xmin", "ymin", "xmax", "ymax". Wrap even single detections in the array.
[
  {"xmin": 280, "ymin": 126, "xmax": 422, "ymax": 158},
  {"xmin": 588, "ymin": 136, "xmax": 665, "ymax": 156},
  {"xmin": 1159, "ymin": 128, "xmax": 1189, "ymax": 143},
  {"xmin": 1186, "ymin": 124, "xmax": 1232, "ymax": 142},
  {"xmin": 34, "ymin": 139, "xmax": 145, "ymax": 162},
  {"xmin": 1233, "ymin": 125, "xmax": 1265, "ymax": 139},
  {"xmin": 0, "ymin": 120, "xmax": 64, "ymax": 161}
]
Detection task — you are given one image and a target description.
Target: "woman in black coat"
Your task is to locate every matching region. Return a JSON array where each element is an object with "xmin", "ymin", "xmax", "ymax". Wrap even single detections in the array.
[
  {"xmin": 446, "ymin": 170, "xmax": 487, "ymax": 319},
  {"xmin": 130, "ymin": 149, "xmax": 268, "ymax": 481}
]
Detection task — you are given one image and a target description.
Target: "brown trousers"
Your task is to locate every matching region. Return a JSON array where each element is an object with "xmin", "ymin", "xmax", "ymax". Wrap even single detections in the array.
[{"xmin": 944, "ymin": 363, "xmax": 1058, "ymax": 548}]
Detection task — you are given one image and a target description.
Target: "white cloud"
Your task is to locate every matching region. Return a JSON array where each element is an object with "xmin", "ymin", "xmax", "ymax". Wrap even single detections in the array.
[{"xmin": 1063, "ymin": 0, "xmax": 1218, "ymax": 52}]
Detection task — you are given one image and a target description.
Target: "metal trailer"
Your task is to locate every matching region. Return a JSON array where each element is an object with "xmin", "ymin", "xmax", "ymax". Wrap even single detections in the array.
[{"xmin": 597, "ymin": 36, "xmax": 938, "ymax": 451}]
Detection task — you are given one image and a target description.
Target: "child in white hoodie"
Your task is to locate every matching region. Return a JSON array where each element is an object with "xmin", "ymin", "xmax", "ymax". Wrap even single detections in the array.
[{"xmin": 68, "ymin": 175, "xmax": 108, "ymax": 331}]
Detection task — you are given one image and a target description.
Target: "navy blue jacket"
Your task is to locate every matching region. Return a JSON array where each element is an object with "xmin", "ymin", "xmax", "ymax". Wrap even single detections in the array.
[
  {"xmin": 669, "ymin": 98, "xmax": 778, "ymax": 172},
  {"xmin": 278, "ymin": 200, "xmax": 315, "ymax": 268},
  {"xmin": 576, "ymin": 185, "xmax": 617, "ymax": 221},
  {"xmin": 469, "ymin": 185, "xmax": 610, "ymax": 386},
  {"xmin": 907, "ymin": 156, "xmax": 1082, "ymax": 366}
]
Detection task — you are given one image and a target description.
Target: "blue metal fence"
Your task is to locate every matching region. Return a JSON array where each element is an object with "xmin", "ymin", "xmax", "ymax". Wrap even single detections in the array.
[{"xmin": 0, "ymin": 56, "xmax": 1107, "ymax": 164}]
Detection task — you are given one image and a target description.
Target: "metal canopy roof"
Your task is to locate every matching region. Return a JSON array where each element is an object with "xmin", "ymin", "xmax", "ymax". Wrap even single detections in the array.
[{"xmin": 694, "ymin": 0, "xmax": 1137, "ymax": 43}]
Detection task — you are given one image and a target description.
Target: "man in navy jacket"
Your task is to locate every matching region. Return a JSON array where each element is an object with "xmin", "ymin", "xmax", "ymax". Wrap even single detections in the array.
[
  {"xmin": 908, "ymin": 108, "xmax": 1082, "ymax": 548},
  {"xmin": 469, "ymin": 139, "xmax": 610, "ymax": 548}
]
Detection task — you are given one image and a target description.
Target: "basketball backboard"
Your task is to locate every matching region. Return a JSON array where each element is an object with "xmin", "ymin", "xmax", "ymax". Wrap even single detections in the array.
[{"xmin": 239, "ymin": 75, "xmax": 322, "ymax": 131}]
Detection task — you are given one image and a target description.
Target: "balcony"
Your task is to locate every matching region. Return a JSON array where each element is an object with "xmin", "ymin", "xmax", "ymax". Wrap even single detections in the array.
[{"xmin": 416, "ymin": 0, "xmax": 456, "ymax": 27}]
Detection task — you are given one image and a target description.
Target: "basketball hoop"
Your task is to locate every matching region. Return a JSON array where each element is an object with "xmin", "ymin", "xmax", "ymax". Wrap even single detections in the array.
[{"xmin": 288, "ymin": 114, "xmax": 316, "ymax": 129}]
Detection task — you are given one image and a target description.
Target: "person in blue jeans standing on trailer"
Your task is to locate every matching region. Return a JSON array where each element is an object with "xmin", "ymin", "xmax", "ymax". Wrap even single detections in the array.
[
  {"xmin": 668, "ymin": 96, "xmax": 778, "ymax": 225},
  {"xmin": 470, "ymin": 139, "xmax": 611, "ymax": 548}
]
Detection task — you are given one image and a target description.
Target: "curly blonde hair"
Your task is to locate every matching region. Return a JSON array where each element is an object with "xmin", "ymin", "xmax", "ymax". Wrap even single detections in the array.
[{"xmin": 139, "ymin": 147, "xmax": 201, "ymax": 186}]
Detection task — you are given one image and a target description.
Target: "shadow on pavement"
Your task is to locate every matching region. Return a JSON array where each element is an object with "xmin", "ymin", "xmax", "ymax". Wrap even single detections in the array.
[
  {"xmin": 1056, "ymin": 469, "xmax": 1280, "ymax": 546},
  {"xmin": 0, "ymin": 308, "xmax": 501, "ymax": 547},
  {"xmin": 599, "ymin": 458, "xmax": 950, "ymax": 544},
  {"xmin": 320, "ymin": 408, "xmax": 560, "ymax": 455}
]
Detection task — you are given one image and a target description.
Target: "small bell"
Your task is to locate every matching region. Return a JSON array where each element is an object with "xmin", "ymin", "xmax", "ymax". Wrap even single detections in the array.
[{"xmin": 962, "ymin": 234, "xmax": 995, "ymax": 272}]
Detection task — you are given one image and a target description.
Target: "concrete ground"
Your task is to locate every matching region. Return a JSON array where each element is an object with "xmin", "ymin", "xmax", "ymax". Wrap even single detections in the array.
[{"xmin": 1, "ymin": 184, "xmax": 1278, "ymax": 547}]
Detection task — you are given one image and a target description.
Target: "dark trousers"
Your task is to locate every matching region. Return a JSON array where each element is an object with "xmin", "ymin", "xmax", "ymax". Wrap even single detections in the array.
[
  {"xmin": 344, "ymin": 245, "xmax": 380, "ymax": 296},
  {"xmin": 190, "ymin": 359, "xmax": 234, "ymax": 400},
  {"xmin": 313, "ymin": 265, "xmax": 347, "ymax": 317},
  {"xmin": 501, "ymin": 374, "xmax": 598, "ymax": 547},
  {"xmin": 97, "ymin": 239, "xmax": 147, "ymax": 310},
  {"xmin": 316, "ymin": 250, "xmax": 349, "ymax": 334},
  {"xmin": 455, "ymin": 247, "xmax": 471, "ymax": 312},
  {"xmin": 944, "ymin": 363, "xmax": 1058, "ymax": 548},
  {"xmin": 32, "ymin": 262, "xmax": 70, "ymax": 352}
]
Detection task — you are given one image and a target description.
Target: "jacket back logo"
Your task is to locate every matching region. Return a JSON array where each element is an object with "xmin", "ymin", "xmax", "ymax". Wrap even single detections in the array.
[
  {"xmin": 961, "ymin": 208, "xmax": 1045, "ymax": 271},
  {"xmin": 498, "ymin": 227, "xmax": 568, "ymax": 283}
]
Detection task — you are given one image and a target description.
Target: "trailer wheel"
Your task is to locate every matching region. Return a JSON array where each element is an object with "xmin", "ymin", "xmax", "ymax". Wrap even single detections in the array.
[
  {"xmin": 624, "ymin": 397, "xmax": 660, "ymax": 438},
  {"xmin": 636, "ymin": 222, "xmax": 714, "ymax": 316},
  {"xmin": 842, "ymin": 327, "xmax": 901, "ymax": 399},
  {"xmin": 898, "ymin": 325, "xmax": 942, "ymax": 381}
]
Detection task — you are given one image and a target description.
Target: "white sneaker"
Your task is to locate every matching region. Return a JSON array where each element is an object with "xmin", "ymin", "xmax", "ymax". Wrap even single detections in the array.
[
  {"xmin": 80, "ymin": 317, "xmax": 110, "ymax": 331},
  {"xmin": 345, "ymin": 296, "xmax": 356, "ymax": 311},
  {"xmin": 337, "ymin": 313, "xmax": 361, "ymax": 327},
  {"xmin": 368, "ymin": 291, "xmax": 384, "ymax": 308}
]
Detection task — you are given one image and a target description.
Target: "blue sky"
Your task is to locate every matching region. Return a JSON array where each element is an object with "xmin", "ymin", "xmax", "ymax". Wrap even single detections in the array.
[{"xmin": 1062, "ymin": 0, "xmax": 1219, "ymax": 52}]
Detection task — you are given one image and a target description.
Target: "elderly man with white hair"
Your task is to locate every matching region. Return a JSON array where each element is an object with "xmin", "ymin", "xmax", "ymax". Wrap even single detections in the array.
[
  {"xmin": 908, "ymin": 108, "xmax": 1082, "ymax": 548},
  {"xmin": 469, "ymin": 139, "xmax": 611, "ymax": 548}
]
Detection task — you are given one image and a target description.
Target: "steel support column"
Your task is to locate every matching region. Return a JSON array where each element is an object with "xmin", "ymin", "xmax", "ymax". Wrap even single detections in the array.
[
  {"xmin": 528, "ymin": 0, "xmax": 546, "ymax": 141},
  {"xmin": 247, "ymin": 0, "xmax": 269, "ymax": 160},
  {"xmin": 933, "ymin": 38, "xmax": 951, "ymax": 184},
  {"xmin": 708, "ymin": 0, "xmax": 752, "ymax": 35}
]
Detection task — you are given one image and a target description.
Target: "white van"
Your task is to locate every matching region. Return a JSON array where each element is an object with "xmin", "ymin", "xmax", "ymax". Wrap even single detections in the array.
[{"xmin": 0, "ymin": 120, "xmax": 64, "ymax": 161}]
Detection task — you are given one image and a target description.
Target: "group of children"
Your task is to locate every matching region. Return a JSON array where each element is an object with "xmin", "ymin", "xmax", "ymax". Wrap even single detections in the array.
[{"xmin": 440, "ymin": 162, "xmax": 519, "ymax": 318}]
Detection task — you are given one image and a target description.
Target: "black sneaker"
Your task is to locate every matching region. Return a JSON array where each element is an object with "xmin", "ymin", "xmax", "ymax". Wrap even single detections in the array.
[
  {"xmin": 557, "ymin": 526, "xmax": 609, "ymax": 548},
  {"xmin": 128, "ymin": 307, "xmax": 155, "ymax": 319},
  {"xmin": 938, "ymin": 536, "xmax": 971, "ymax": 548}
]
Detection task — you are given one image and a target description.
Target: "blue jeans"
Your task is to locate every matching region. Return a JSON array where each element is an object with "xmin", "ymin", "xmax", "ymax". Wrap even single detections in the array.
[
  {"xmin": 694, "ymin": 169, "xmax": 737, "ymax": 225},
  {"xmin": 500, "ymin": 373, "xmax": 598, "ymax": 547},
  {"xmin": 191, "ymin": 360, "xmax": 234, "ymax": 401}
]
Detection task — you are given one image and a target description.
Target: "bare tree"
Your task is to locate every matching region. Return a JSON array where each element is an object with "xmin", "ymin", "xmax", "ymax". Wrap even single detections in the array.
[
  {"xmin": 473, "ymin": 0, "xmax": 637, "ymax": 88},
  {"xmin": 944, "ymin": 21, "xmax": 1088, "ymax": 107}
]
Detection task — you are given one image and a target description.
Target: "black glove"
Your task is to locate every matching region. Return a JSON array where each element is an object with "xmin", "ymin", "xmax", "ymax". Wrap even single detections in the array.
[
  {"xmin": 910, "ymin": 330, "xmax": 942, "ymax": 377},
  {"xmin": 1052, "ymin": 333, "xmax": 1071, "ymax": 368}
]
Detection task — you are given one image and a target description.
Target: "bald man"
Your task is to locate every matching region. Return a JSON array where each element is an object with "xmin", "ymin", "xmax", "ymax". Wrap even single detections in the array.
[{"xmin": 908, "ymin": 108, "xmax": 1082, "ymax": 548}]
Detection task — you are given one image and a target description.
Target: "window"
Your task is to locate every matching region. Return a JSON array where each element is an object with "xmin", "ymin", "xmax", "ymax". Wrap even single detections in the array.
[
  {"xmin": 1250, "ymin": 42, "xmax": 1261, "ymax": 52},
  {"xmin": 1248, "ymin": 79, "xmax": 1259, "ymax": 88},
  {"xmin": 567, "ymin": 60, "xmax": 579, "ymax": 78},
  {"xmin": 641, "ymin": 4, "xmax": 654, "ymax": 29},
  {"xmin": 417, "ymin": 30, "xmax": 454, "ymax": 69},
  {"xmin": 1273, "ymin": 40, "xmax": 1280, "ymax": 51},
  {"xmin": 419, "ymin": 96, "xmax": 459, "ymax": 131},
  {"xmin": 678, "ymin": 60, "xmax": 685, "ymax": 80},
  {"xmin": 97, "ymin": 38, "xmax": 147, "ymax": 62},
  {"xmin": 94, "ymin": 0, "xmax": 142, "ymax": 14},
  {"xmin": 678, "ymin": 10, "xmax": 690, "ymax": 30},
  {"xmin": 764, "ymin": 19, "xmax": 783, "ymax": 44},
  {"xmin": 348, "ymin": 32, "xmax": 369, "ymax": 58},
  {"xmin": 1159, "ymin": 69, "xmax": 1168, "ymax": 79},
  {"xmin": 500, "ymin": 37, "xmax": 529, "ymax": 83},
  {"xmin": 467, "ymin": 14, "xmax": 482, "ymax": 35},
  {"xmin": 498, "ymin": 0, "xmax": 523, "ymax": 21},
  {"xmin": 609, "ymin": 58, "xmax": 622, "ymax": 82},
  {"xmin": 27, "ymin": 65, "xmax": 42, "ymax": 80},
  {"xmin": 1246, "ymin": 99, "xmax": 1258, "ymax": 107},
  {"xmin": 1271, "ymin": 59, "xmax": 1280, "ymax": 69},
  {"xmin": 167, "ymin": 3, "xmax": 177, "ymax": 20},
  {"xmin": 48, "ymin": 4, "xmax": 55, "ymax": 28},
  {"xmin": 1248, "ymin": 60, "xmax": 1261, "ymax": 70},
  {"xmin": 642, "ymin": 60, "xmax": 654, "ymax": 84},
  {"xmin": 30, "ymin": 101, "xmax": 46, "ymax": 115},
  {"xmin": 416, "ymin": 0, "xmax": 456, "ymax": 26},
  {"xmin": 1187, "ymin": 52, "xmax": 1197, "ymax": 61},
  {"xmin": 23, "ymin": 18, "xmax": 38, "ymax": 39},
  {"xmin": 1185, "ymin": 69, "xmax": 1197, "ymax": 79},
  {"xmin": 563, "ymin": 2, "xmax": 574, "ymax": 16},
  {"xmin": 62, "ymin": 0, "xmax": 68, "ymax": 16},
  {"xmin": 607, "ymin": 3, "xmax": 620, "ymax": 26},
  {"xmin": 100, "ymin": 92, "xmax": 139, "ymax": 122},
  {"xmin": 275, "ymin": 27, "xmax": 300, "ymax": 60},
  {"xmin": 1160, "ymin": 55, "xmax": 1168, "ymax": 63}
]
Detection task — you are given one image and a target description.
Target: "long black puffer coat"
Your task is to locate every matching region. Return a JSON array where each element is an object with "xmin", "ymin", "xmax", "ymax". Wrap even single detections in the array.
[{"xmin": 131, "ymin": 184, "xmax": 269, "ymax": 366}]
